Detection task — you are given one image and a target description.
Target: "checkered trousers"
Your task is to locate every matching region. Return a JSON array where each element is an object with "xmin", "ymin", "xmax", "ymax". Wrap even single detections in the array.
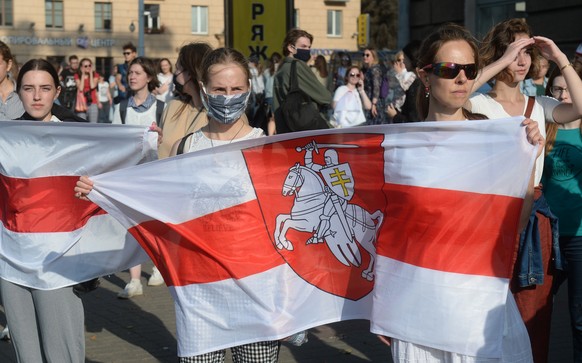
[{"xmin": 179, "ymin": 340, "xmax": 280, "ymax": 363}]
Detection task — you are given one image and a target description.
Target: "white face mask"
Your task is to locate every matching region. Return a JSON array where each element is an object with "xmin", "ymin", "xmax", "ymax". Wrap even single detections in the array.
[{"xmin": 200, "ymin": 86, "xmax": 251, "ymax": 124}]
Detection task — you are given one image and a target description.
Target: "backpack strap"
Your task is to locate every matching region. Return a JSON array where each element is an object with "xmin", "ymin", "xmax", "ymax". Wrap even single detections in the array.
[
  {"xmin": 177, "ymin": 132, "xmax": 194, "ymax": 155},
  {"xmin": 524, "ymin": 96, "xmax": 535, "ymax": 119},
  {"xmin": 155, "ymin": 100, "xmax": 165, "ymax": 126},
  {"xmin": 289, "ymin": 61, "xmax": 299, "ymax": 92},
  {"xmin": 119, "ymin": 99, "xmax": 128, "ymax": 124}
]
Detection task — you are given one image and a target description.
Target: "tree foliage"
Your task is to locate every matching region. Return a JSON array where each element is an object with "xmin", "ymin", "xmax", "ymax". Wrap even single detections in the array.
[{"xmin": 361, "ymin": 0, "xmax": 398, "ymax": 49}]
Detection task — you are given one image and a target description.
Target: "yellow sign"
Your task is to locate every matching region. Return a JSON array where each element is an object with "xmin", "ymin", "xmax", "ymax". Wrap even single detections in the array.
[
  {"xmin": 231, "ymin": 0, "xmax": 289, "ymax": 60},
  {"xmin": 357, "ymin": 14, "xmax": 369, "ymax": 48}
]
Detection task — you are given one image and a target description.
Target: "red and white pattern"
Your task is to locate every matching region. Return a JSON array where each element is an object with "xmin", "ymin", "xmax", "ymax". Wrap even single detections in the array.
[{"xmin": 0, "ymin": 121, "xmax": 157, "ymax": 289}]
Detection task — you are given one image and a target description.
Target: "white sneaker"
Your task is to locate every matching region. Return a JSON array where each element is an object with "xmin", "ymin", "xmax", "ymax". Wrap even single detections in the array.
[
  {"xmin": 117, "ymin": 279, "xmax": 143, "ymax": 299},
  {"xmin": 148, "ymin": 266, "xmax": 165, "ymax": 286},
  {"xmin": 0, "ymin": 326, "xmax": 10, "ymax": 340}
]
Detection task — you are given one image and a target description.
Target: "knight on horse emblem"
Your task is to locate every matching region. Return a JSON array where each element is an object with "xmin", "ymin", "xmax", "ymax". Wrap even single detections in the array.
[{"xmin": 274, "ymin": 140, "xmax": 384, "ymax": 281}]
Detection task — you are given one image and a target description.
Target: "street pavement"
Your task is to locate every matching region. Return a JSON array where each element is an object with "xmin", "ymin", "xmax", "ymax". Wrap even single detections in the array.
[{"xmin": 0, "ymin": 260, "xmax": 573, "ymax": 362}]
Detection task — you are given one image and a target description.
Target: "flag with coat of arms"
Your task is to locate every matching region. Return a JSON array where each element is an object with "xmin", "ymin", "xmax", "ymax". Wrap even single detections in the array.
[{"xmin": 0, "ymin": 117, "xmax": 536, "ymax": 358}]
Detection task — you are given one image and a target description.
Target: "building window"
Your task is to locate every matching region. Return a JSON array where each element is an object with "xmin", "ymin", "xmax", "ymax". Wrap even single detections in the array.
[
  {"xmin": 327, "ymin": 10, "xmax": 342, "ymax": 37},
  {"xmin": 144, "ymin": 4, "xmax": 161, "ymax": 32},
  {"xmin": 0, "ymin": 0, "xmax": 13, "ymax": 26},
  {"xmin": 95, "ymin": 57, "xmax": 113, "ymax": 78},
  {"xmin": 45, "ymin": 0, "xmax": 63, "ymax": 29},
  {"xmin": 191, "ymin": 6, "xmax": 208, "ymax": 34},
  {"xmin": 95, "ymin": 3, "xmax": 112, "ymax": 31}
]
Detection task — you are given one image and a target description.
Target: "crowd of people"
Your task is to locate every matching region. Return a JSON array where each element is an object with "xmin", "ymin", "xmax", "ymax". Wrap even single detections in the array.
[{"xmin": 0, "ymin": 17, "xmax": 580, "ymax": 363}]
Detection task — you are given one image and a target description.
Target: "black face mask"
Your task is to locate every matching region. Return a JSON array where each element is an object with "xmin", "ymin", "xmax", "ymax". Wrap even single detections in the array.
[
  {"xmin": 293, "ymin": 48, "xmax": 311, "ymax": 63},
  {"xmin": 173, "ymin": 75, "xmax": 185, "ymax": 95}
]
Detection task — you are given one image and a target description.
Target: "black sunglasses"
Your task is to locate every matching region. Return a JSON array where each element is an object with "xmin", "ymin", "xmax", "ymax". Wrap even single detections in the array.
[
  {"xmin": 422, "ymin": 62, "xmax": 478, "ymax": 80},
  {"xmin": 123, "ymin": 51, "xmax": 132, "ymax": 55},
  {"xmin": 349, "ymin": 73, "xmax": 360, "ymax": 77}
]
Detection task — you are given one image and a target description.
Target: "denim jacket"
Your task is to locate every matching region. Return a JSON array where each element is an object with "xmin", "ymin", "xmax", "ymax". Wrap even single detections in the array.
[{"xmin": 516, "ymin": 192, "xmax": 562, "ymax": 287}]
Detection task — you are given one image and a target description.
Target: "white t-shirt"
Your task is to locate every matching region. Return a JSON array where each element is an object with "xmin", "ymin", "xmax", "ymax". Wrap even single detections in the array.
[
  {"xmin": 97, "ymin": 81, "xmax": 110, "ymax": 103},
  {"xmin": 156, "ymin": 73, "xmax": 174, "ymax": 102},
  {"xmin": 187, "ymin": 127, "xmax": 264, "ymax": 152},
  {"xmin": 112, "ymin": 100, "xmax": 157, "ymax": 126},
  {"xmin": 332, "ymin": 85, "xmax": 366, "ymax": 128},
  {"xmin": 469, "ymin": 93, "xmax": 559, "ymax": 186}
]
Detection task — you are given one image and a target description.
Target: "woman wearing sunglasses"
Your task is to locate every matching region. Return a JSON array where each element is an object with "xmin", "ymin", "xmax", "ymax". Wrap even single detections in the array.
[
  {"xmin": 541, "ymin": 62, "xmax": 582, "ymax": 363},
  {"xmin": 466, "ymin": 19, "xmax": 582, "ymax": 363},
  {"xmin": 362, "ymin": 47, "xmax": 386, "ymax": 125},
  {"xmin": 380, "ymin": 23, "xmax": 543, "ymax": 363},
  {"xmin": 331, "ymin": 66, "xmax": 371, "ymax": 128}
]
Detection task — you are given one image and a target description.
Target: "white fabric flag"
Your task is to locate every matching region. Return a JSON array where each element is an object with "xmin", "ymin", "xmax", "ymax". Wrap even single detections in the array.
[
  {"xmin": 0, "ymin": 121, "xmax": 157, "ymax": 289},
  {"xmin": 87, "ymin": 117, "xmax": 535, "ymax": 357}
]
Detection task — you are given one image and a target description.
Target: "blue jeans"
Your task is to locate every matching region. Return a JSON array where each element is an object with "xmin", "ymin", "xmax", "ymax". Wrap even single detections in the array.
[{"xmin": 559, "ymin": 235, "xmax": 582, "ymax": 362}]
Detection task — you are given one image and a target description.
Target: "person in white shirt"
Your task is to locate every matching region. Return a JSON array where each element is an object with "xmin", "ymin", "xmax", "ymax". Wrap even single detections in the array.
[
  {"xmin": 112, "ymin": 56, "xmax": 163, "ymax": 298},
  {"xmin": 97, "ymin": 75, "xmax": 112, "ymax": 123},
  {"xmin": 331, "ymin": 66, "xmax": 371, "ymax": 127},
  {"xmin": 153, "ymin": 58, "xmax": 174, "ymax": 103}
]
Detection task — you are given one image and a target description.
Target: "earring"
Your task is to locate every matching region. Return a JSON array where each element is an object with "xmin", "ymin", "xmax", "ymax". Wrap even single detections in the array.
[{"xmin": 424, "ymin": 85, "xmax": 430, "ymax": 98}]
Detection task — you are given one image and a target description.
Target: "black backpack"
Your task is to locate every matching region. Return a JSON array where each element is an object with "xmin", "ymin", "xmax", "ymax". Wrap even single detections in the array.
[
  {"xmin": 281, "ymin": 61, "xmax": 329, "ymax": 132},
  {"xmin": 119, "ymin": 99, "xmax": 165, "ymax": 126}
]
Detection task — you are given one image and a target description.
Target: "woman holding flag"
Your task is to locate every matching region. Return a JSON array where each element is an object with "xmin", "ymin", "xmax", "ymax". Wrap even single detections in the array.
[
  {"xmin": 378, "ymin": 23, "xmax": 544, "ymax": 363},
  {"xmin": 2, "ymin": 58, "xmax": 87, "ymax": 363},
  {"xmin": 76, "ymin": 47, "xmax": 283, "ymax": 362}
]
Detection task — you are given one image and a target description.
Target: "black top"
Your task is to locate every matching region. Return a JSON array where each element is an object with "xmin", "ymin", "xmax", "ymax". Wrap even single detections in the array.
[{"xmin": 17, "ymin": 103, "xmax": 88, "ymax": 122}]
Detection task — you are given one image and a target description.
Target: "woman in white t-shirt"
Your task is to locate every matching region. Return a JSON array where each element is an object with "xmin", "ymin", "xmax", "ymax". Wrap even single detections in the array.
[
  {"xmin": 153, "ymin": 58, "xmax": 174, "ymax": 103},
  {"xmin": 465, "ymin": 19, "xmax": 582, "ymax": 363},
  {"xmin": 112, "ymin": 57, "xmax": 163, "ymax": 299},
  {"xmin": 331, "ymin": 66, "xmax": 371, "ymax": 128},
  {"xmin": 97, "ymin": 75, "xmax": 112, "ymax": 123}
]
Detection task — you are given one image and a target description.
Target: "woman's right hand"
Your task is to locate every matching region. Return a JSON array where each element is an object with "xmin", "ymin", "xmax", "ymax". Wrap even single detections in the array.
[
  {"xmin": 74, "ymin": 176, "xmax": 94, "ymax": 201},
  {"xmin": 499, "ymin": 37, "xmax": 535, "ymax": 67},
  {"xmin": 377, "ymin": 335, "xmax": 392, "ymax": 346}
]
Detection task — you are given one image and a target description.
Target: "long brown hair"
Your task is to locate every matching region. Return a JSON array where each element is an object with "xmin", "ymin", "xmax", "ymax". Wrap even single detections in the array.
[
  {"xmin": 173, "ymin": 42, "xmax": 212, "ymax": 120},
  {"xmin": 544, "ymin": 61, "xmax": 582, "ymax": 155},
  {"xmin": 314, "ymin": 55, "xmax": 328, "ymax": 78},
  {"xmin": 416, "ymin": 23, "xmax": 482, "ymax": 121},
  {"xmin": 480, "ymin": 18, "xmax": 538, "ymax": 84}
]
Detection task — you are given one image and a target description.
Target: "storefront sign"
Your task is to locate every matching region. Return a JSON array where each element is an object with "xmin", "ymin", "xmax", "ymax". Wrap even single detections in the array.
[{"xmin": 0, "ymin": 35, "xmax": 116, "ymax": 48}]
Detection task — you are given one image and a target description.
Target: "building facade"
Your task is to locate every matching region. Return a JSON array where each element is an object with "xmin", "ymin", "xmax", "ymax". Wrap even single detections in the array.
[
  {"xmin": 408, "ymin": 0, "xmax": 582, "ymax": 58},
  {"xmin": 0, "ymin": 0, "xmax": 361, "ymax": 75}
]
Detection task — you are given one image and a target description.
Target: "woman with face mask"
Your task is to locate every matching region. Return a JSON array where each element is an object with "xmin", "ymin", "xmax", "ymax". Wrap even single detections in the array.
[
  {"xmin": 157, "ymin": 42, "xmax": 212, "ymax": 159},
  {"xmin": 169, "ymin": 48, "xmax": 264, "ymax": 156},
  {"xmin": 76, "ymin": 47, "xmax": 279, "ymax": 363}
]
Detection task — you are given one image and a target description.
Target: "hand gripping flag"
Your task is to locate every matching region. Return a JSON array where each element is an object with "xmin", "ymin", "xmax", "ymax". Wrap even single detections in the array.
[
  {"xmin": 0, "ymin": 121, "xmax": 157, "ymax": 289},
  {"xmin": 87, "ymin": 117, "xmax": 536, "ymax": 358}
]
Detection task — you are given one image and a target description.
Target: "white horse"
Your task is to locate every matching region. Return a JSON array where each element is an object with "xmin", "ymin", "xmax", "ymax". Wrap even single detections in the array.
[{"xmin": 274, "ymin": 163, "xmax": 383, "ymax": 281}]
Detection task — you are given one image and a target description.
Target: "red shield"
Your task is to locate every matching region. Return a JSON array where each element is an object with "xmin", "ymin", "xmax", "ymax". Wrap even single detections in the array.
[{"xmin": 243, "ymin": 133, "xmax": 386, "ymax": 301}]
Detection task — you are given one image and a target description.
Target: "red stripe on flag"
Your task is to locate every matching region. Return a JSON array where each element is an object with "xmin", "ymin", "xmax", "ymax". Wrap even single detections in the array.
[
  {"xmin": 377, "ymin": 183, "xmax": 522, "ymax": 278},
  {"xmin": 0, "ymin": 174, "xmax": 105, "ymax": 233},
  {"xmin": 128, "ymin": 199, "xmax": 286, "ymax": 286}
]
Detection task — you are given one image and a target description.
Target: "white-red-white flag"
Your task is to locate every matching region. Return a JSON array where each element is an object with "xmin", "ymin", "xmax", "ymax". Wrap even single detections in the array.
[
  {"xmin": 0, "ymin": 121, "xmax": 157, "ymax": 289},
  {"xmin": 87, "ymin": 117, "xmax": 535, "ymax": 357}
]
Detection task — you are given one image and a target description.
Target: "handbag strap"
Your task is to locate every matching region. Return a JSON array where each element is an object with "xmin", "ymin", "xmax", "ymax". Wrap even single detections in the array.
[{"xmin": 524, "ymin": 96, "xmax": 535, "ymax": 118}]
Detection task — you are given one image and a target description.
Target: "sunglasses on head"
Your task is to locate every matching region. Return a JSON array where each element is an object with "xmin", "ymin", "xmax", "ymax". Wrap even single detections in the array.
[{"xmin": 422, "ymin": 62, "xmax": 477, "ymax": 80}]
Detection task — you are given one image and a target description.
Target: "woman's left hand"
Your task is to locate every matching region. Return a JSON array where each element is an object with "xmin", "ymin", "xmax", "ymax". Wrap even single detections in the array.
[
  {"xmin": 149, "ymin": 122, "xmax": 163, "ymax": 147},
  {"xmin": 74, "ymin": 176, "xmax": 94, "ymax": 201},
  {"xmin": 533, "ymin": 36, "xmax": 567, "ymax": 65},
  {"xmin": 522, "ymin": 118, "xmax": 545, "ymax": 158}
]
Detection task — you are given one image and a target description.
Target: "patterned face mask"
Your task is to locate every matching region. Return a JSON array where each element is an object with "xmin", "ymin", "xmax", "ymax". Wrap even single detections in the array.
[{"xmin": 200, "ymin": 86, "xmax": 251, "ymax": 124}]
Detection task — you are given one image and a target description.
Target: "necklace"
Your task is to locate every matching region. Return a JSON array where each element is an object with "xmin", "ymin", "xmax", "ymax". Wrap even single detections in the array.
[{"xmin": 209, "ymin": 120, "xmax": 245, "ymax": 148}]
